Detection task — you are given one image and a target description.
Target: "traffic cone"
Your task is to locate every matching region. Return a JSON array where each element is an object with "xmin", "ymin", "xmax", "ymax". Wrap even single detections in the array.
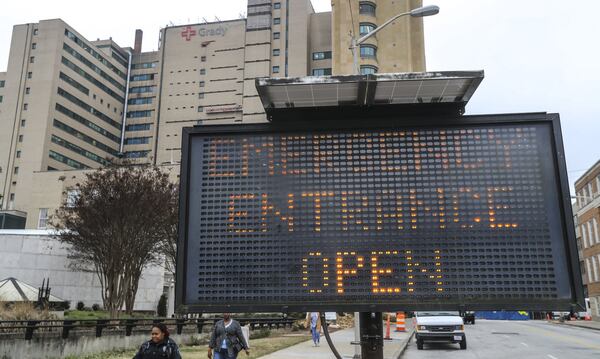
[{"xmin": 395, "ymin": 312, "xmax": 406, "ymax": 332}]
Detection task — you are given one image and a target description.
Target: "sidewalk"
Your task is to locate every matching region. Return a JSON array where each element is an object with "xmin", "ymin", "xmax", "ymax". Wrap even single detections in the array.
[
  {"xmin": 557, "ymin": 319, "xmax": 600, "ymax": 331},
  {"xmin": 258, "ymin": 322, "xmax": 414, "ymax": 359}
]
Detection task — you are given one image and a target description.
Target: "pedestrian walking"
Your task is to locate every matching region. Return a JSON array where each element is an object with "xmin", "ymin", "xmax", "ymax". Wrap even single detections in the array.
[
  {"xmin": 133, "ymin": 323, "xmax": 181, "ymax": 359},
  {"xmin": 208, "ymin": 313, "xmax": 250, "ymax": 359},
  {"xmin": 305, "ymin": 312, "xmax": 321, "ymax": 346}
]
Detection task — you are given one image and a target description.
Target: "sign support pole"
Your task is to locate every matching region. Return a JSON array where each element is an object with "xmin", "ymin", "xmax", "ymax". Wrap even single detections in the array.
[{"xmin": 359, "ymin": 312, "xmax": 384, "ymax": 359}]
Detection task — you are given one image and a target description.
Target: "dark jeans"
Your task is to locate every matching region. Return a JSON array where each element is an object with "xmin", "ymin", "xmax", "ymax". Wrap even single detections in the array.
[{"xmin": 214, "ymin": 349, "xmax": 237, "ymax": 359}]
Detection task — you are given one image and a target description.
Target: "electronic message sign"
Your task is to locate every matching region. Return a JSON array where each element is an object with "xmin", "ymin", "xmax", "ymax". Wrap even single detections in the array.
[{"xmin": 176, "ymin": 113, "xmax": 583, "ymax": 313}]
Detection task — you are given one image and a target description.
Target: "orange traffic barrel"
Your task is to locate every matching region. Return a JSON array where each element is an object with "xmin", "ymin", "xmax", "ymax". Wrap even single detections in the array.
[{"xmin": 395, "ymin": 312, "xmax": 406, "ymax": 332}]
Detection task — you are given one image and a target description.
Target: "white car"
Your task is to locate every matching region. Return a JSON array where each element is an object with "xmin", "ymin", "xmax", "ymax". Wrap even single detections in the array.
[{"xmin": 414, "ymin": 311, "xmax": 467, "ymax": 350}]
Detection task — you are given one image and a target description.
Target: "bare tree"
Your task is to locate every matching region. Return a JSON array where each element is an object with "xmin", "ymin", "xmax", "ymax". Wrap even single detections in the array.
[{"xmin": 51, "ymin": 164, "xmax": 178, "ymax": 317}]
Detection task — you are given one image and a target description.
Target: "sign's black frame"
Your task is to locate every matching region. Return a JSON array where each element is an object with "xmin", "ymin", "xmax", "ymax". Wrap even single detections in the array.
[{"xmin": 176, "ymin": 112, "xmax": 585, "ymax": 313}]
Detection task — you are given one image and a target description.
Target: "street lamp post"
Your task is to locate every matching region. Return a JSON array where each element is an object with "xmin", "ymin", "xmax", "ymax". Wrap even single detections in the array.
[{"xmin": 350, "ymin": 5, "xmax": 440, "ymax": 75}]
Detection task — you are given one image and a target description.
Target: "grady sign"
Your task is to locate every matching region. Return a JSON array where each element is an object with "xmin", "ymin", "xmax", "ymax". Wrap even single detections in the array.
[{"xmin": 181, "ymin": 25, "xmax": 228, "ymax": 41}]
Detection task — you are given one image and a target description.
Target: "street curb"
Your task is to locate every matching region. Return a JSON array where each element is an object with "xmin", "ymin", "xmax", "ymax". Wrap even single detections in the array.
[
  {"xmin": 391, "ymin": 328, "xmax": 415, "ymax": 359},
  {"xmin": 555, "ymin": 321, "xmax": 600, "ymax": 332}
]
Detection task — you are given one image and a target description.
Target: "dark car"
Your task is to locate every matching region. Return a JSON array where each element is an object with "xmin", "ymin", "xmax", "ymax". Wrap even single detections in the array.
[{"xmin": 462, "ymin": 311, "xmax": 475, "ymax": 325}]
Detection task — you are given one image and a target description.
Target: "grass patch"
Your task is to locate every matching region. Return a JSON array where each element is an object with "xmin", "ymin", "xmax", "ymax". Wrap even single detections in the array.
[
  {"xmin": 64, "ymin": 310, "xmax": 150, "ymax": 320},
  {"xmin": 67, "ymin": 333, "xmax": 311, "ymax": 359}
]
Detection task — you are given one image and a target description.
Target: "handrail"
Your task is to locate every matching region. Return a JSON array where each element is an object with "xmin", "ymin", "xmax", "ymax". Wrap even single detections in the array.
[{"xmin": 0, "ymin": 317, "xmax": 295, "ymax": 340}]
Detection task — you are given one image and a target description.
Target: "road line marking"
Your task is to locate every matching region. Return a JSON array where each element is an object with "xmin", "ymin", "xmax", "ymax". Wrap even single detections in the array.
[
  {"xmin": 514, "ymin": 322, "xmax": 600, "ymax": 351},
  {"xmin": 548, "ymin": 355, "xmax": 558, "ymax": 359},
  {"xmin": 520, "ymin": 342, "xmax": 528, "ymax": 347}
]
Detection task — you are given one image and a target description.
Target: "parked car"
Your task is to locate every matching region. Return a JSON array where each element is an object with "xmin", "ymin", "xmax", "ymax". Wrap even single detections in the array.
[
  {"xmin": 461, "ymin": 311, "xmax": 475, "ymax": 325},
  {"xmin": 414, "ymin": 311, "xmax": 467, "ymax": 350}
]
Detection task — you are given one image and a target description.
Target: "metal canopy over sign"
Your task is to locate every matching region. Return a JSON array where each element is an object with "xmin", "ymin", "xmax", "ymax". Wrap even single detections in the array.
[
  {"xmin": 176, "ymin": 112, "xmax": 583, "ymax": 313},
  {"xmin": 256, "ymin": 71, "xmax": 484, "ymax": 121}
]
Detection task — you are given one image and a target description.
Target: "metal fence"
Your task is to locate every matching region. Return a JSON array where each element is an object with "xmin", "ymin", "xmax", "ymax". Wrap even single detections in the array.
[{"xmin": 0, "ymin": 317, "xmax": 295, "ymax": 340}]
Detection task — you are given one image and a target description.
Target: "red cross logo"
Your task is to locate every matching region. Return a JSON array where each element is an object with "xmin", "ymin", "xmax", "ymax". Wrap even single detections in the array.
[{"xmin": 181, "ymin": 26, "xmax": 197, "ymax": 41}]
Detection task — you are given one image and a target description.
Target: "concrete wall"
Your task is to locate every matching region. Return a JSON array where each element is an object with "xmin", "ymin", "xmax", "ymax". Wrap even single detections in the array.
[
  {"xmin": 0, "ymin": 332, "xmax": 202, "ymax": 359},
  {"xmin": 0, "ymin": 231, "xmax": 165, "ymax": 311}
]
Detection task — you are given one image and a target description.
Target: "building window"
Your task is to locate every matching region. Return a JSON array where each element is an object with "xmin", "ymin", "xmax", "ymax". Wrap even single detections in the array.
[
  {"xmin": 201, "ymin": 56, "xmax": 206, "ymax": 62},
  {"xmin": 125, "ymin": 137, "xmax": 151, "ymax": 145},
  {"xmin": 18, "ymin": 135, "xmax": 23, "ymax": 142},
  {"xmin": 312, "ymin": 51, "xmax": 332, "ymax": 60},
  {"xmin": 359, "ymin": 2, "xmax": 376, "ymax": 16},
  {"xmin": 124, "ymin": 151, "xmax": 150, "ymax": 159},
  {"xmin": 16, "ymin": 151, "xmax": 21, "ymax": 158},
  {"xmin": 0, "ymin": 95, "xmax": 3, "ymax": 103},
  {"xmin": 273, "ymin": 32, "xmax": 280, "ymax": 39},
  {"xmin": 21, "ymin": 119, "xmax": 26, "ymax": 127},
  {"xmin": 129, "ymin": 86, "xmax": 156, "ymax": 94},
  {"xmin": 274, "ymin": 18, "xmax": 281, "ymax": 25},
  {"xmin": 312, "ymin": 68, "xmax": 332, "ymax": 76},
  {"xmin": 274, "ymin": 2, "xmax": 281, "ymax": 9},
  {"xmin": 66, "ymin": 190, "xmax": 80, "ymax": 208},
  {"xmin": 199, "ymin": 81, "xmax": 205, "ymax": 87},
  {"xmin": 14, "ymin": 167, "xmax": 19, "ymax": 174},
  {"xmin": 125, "ymin": 123, "xmax": 151, "ymax": 132},
  {"xmin": 273, "ymin": 66, "xmax": 280, "ymax": 74},
  {"xmin": 38, "ymin": 208, "xmax": 48, "ymax": 229},
  {"xmin": 0, "ymin": 80, "xmax": 4, "ymax": 87},
  {"xmin": 198, "ymin": 93, "xmax": 205, "ymax": 99},
  {"xmin": 31, "ymin": 43, "xmax": 37, "ymax": 49},
  {"xmin": 130, "ymin": 74, "xmax": 155, "ymax": 81},
  {"xmin": 360, "ymin": 45, "xmax": 377, "ymax": 58},
  {"xmin": 25, "ymin": 87, "xmax": 30, "ymax": 94},
  {"xmin": 126, "ymin": 110, "xmax": 154, "ymax": 118},
  {"xmin": 23, "ymin": 103, "xmax": 28, "ymax": 110},
  {"xmin": 30, "ymin": 56, "xmax": 35, "ymax": 63},
  {"xmin": 198, "ymin": 106, "xmax": 204, "ymax": 112},
  {"xmin": 273, "ymin": 49, "xmax": 280, "ymax": 56},
  {"xmin": 360, "ymin": 65, "xmax": 378, "ymax": 75},
  {"xmin": 200, "ymin": 69, "xmax": 206, "ymax": 75},
  {"xmin": 33, "ymin": 29, "xmax": 38, "ymax": 35},
  {"xmin": 27, "ymin": 72, "xmax": 32, "ymax": 79},
  {"xmin": 359, "ymin": 23, "xmax": 377, "ymax": 35},
  {"xmin": 127, "ymin": 97, "xmax": 153, "ymax": 105}
]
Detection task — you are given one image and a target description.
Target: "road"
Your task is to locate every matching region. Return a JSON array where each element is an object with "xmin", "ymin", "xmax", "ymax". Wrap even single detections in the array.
[{"xmin": 401, "ymin": 320, "xmax": 600, "ymax": 359}]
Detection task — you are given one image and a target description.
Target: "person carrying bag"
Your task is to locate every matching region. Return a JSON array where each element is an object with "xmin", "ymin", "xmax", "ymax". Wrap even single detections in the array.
[{"xmin": 208, "ymin": 313, "xmax": 249, "ymax": 359}]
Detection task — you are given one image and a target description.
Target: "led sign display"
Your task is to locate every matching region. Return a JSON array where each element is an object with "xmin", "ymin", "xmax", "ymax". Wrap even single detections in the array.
[{"xmin": 176, "ymin": 113, "xmax": 582, "ymax": 312}]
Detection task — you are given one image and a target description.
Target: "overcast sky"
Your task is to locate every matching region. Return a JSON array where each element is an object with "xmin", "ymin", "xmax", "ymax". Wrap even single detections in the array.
[{"xmin": 1, "ymin": 0, "xmax": 598, "ymax": 192}]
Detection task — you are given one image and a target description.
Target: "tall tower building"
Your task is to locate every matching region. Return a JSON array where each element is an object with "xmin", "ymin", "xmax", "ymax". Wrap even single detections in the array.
[
  {"xmin": 0, "ymin": 0, "xmax": 427, "ymax": 228},
  {"xmin": 331, "ymin": 0, "xmax": 426, "ymax": 75}
]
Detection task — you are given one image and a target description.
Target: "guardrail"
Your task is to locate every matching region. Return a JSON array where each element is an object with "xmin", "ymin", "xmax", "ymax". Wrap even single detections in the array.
[{"xmin": 0, "ymin": 317, "xmax": 295, "ymax": 340}]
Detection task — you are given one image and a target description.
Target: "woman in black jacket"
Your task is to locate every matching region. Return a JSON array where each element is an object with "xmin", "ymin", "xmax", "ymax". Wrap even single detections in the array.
[
  {"xmin": 208, "ymin": 313, "xmax": 249, "ymax": 359},
  {"xmin": 133, "ymin": 323, "xmax": 182, "ymax": 359}
]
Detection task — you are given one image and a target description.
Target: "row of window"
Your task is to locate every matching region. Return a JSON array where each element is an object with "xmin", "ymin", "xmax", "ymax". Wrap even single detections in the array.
[
  {"xmin": 577, "ymin": 176, "xmax": 600, "ymax": 207},
  {"xmin": 130, "ymin": 86, "xmax": 156, "ymax": 94},
  {"xmin": 53, "ymin": 119, "xmax": 118, "ymax": 156},
  {"xmin": 64, "ymin": 29, "xmax": 127, "ymax": 79},
  {"xmin": 57, "ymin": 87, "xmax": 121, "ymax": 129},
  {"xmin": 125, "ymin": 137, "xmax": 151, "ymax": 145},
  {"xmin": 585, "ymin": 255, "xmax": 600, "ymax": 284},
  {"xmin": 581, "ymin": 218, "xmax": 599, "ymax": 249},
  {"xmin": 132, "ymin": 62, "xmax": 157, "ymax": 70},
  {"xmin": 125, "ymin": 123, "xmax": 152, "ymax": 132},
  {"xmin": 55, "ymin": 103, "xmax": 121, "ymax": 144},
  {"xmin": 130, "ymin": 73, "xmax": 155, "ymax": 82},
  {"xmin": 51, "ymin": 134, "xmax": 111, "ymax": 166},
  {"xmin": 59, "ymin": 71, "xmax": 89, "ymax": 96},
  {"xmin": 125, "ymin": 150, "xmax": 150, "ymax": 159},
  {"xmin": 128, "ymin": 97, "xmax": 153, "ymax": 105},
  {"xmin": 63, "ymin": 43, "xmax": 125, "ymax": 92},
  {"xmin": 127, "ymin": 110, "xmax": 154, "ymax": 118},
  {"xmin": 61, "ymin": 56, "xmax": 125, "ymax": 103},
  {"xmin": 312, "ymin": 68, "xmax": 332, "ymax": 76},
  {"xmin": 49, "ymin": 150, "xmax": 90, "ymax": 170},
  {"xmin": 313, "ymin": 51, "xmax": 332, "ymax": 60}
]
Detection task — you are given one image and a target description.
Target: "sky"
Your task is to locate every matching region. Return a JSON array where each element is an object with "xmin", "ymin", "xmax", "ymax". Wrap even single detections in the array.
[{"xmin": 0, "ymin": 0, "xmax": 598, "ymax": 192}]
